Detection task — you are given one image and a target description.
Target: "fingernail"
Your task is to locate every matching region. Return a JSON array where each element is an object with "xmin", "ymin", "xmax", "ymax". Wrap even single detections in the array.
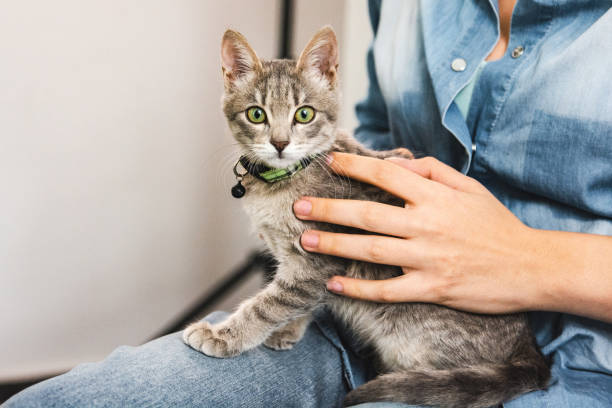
[
  {"xmin": 301, "ymin": 231, "xmax": 319, "ymax": 248},
  {"xmin": 325, "ymin": 153, "xmax": 334, "ymax": 164},
  {"xmin": 326, "ymin": 280, "xmax": 343, "ymax": 293},
  {"xmin": 293, "ymin": 199, "xmax": 312, "ymax": 216}
]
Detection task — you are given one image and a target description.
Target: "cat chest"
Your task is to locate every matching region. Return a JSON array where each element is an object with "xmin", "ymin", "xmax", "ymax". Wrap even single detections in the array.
[{"xmin": 242, "ymin": 191, "xmax": 305, "ymax": 251}]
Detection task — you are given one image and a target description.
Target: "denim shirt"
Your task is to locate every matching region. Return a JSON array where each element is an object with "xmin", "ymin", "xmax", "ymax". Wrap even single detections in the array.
[{"xmin": 355, "ymin": 0, "xmax": 612, "ymax": 406}]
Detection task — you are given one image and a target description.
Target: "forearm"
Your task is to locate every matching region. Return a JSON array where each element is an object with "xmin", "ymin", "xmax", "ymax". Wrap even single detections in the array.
[{"xmin": 524, "ymin": 228, "xmax": 612, "ymax": 322}]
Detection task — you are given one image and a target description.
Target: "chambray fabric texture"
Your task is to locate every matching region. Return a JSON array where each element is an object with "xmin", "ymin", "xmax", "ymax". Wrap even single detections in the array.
[
  {"xmin": 6, "ymin": 0, "xmax": 612, "ymax": 407},
  {"xmin": 354, "ymin": 0, "xmax": 612, "ymax": 406}
]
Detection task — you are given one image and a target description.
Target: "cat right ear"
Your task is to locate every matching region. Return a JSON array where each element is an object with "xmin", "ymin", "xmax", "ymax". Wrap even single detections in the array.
[
  {"xmin": 221, "ymin": 30, "xmax": 262, "ymax": 86},
  {"xmin": 296, "ymin": 26, "xmax": 339, "ymax": 87}
]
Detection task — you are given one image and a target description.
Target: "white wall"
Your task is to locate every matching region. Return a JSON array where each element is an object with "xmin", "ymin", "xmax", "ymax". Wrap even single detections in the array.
[
  {"xmin": 0, "ymin": 0, "xmax": 371, "ymax": 381},
  {"xmin": 339, "ymin": 0, "xmax": 372, "ymax": 130},
  {"xmin": 293, "ymin": 0, "xmax": 371, "ymax": 130}
]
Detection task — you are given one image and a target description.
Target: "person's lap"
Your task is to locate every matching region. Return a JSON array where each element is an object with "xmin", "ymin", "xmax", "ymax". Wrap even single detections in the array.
[
  {"xmin": 5, "ymin": 309, "xmax": 611, "ymax": 408},
  {"xmin": 5, "ymin": 310, "xmax": 358, "ymax": 408}
]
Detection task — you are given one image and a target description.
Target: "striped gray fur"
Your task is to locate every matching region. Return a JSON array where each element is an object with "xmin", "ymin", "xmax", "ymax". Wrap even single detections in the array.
[{"xmin": 183, "ymin": 27, "xmax": 550, "ymax": 407}]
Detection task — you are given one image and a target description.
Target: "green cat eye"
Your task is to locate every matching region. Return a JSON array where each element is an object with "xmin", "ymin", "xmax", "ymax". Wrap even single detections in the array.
[
  {"xmin": 246, "ymin": 107, "xmax": 266, "ymax": 124},
  {"xmin": 294, "ymin": 106, "xmax": 315, "ymax": 124}
]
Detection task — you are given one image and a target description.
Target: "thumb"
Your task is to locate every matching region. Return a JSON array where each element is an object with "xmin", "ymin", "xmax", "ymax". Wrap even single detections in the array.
[
  {"xmin": 327, "ymin": 275, "xmax": 417, "ymax": 303},
  {"xmin": 385, "ymin": 156, "xmax": 483, "ymax": 193}
]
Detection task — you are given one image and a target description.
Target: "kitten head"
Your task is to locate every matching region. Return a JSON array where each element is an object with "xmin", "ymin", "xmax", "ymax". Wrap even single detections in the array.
[{"xmin": 221, "ymin": 26, "xmax": 340, "ymax": 168}]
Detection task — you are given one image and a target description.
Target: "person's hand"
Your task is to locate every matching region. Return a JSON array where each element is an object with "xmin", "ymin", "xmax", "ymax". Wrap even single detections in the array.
[{"xmin": 293, "ymin": 152, "xmax": 546, "ymax": 314}]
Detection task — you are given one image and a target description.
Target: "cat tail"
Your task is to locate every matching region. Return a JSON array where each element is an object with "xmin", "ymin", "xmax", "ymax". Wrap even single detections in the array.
[{"xmin": 343, "ymin": 351, "xmax": 550, "ymax": 408}]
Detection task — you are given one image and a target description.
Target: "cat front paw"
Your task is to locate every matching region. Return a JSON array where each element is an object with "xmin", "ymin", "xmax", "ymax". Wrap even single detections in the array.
[
  {"xmin": 263, "ymin": 330, "xmax": 300, "ymax": 351},
  {"xmin": 263, "ymin": 319, "xmax": 308, "ymax": 351},
  {"xmin": 183, "ymin": 321, "xmax": 241, "ymax": 358}
]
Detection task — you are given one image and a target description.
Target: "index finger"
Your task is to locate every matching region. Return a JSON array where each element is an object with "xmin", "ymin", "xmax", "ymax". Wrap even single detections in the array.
[{"xmin": 328, "ymin": 152, "xmax": 436, "ymax": 203}]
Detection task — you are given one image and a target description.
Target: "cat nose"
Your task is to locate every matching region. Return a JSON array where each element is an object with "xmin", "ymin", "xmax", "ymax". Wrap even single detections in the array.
[{"xmin": 271, "ymin": 140, "xmax": 289, "ymax": 153}]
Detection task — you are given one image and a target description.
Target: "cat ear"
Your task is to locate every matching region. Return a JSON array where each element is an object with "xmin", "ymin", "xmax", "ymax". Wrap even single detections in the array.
[
  {"xmin": 221, "ymin": 29, "xmax": 262, "ymax": 85},
  {"xmin": 296, "ymin": 26, "xmax": 339, "ymax": 86}
]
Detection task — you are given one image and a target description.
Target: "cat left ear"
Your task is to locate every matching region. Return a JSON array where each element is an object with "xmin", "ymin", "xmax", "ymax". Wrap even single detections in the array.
[
  {"xmin": 221, "ymin": 29, "xmax": 262, "ymax": 86},
  {"xmin": 296, "ymin": 26, "xmax": 339, "ymax": 87}
]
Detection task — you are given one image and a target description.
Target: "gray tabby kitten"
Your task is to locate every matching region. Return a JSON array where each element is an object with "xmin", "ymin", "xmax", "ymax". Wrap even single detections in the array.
[{"xmin": 183, "ymin": 26, "xmax": 550, "ymax": 407}]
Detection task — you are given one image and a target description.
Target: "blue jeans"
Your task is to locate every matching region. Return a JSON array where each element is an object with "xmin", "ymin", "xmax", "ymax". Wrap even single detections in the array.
[{"xmin": 4, "ymin": 309, "xmax": 608, "ymax": 407}]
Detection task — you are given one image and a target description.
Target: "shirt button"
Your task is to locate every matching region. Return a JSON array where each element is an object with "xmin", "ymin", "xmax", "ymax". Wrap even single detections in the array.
[
  {"xmin": 451, "ymin": 58, "xmax": 467, "ymax": 72},
  {"xmin": 511, "ymin": 46, "xmax": 524, "ymax": 58},
  {"xmin": 472, "ymin": 143, "xmax": 477, "ymax": 153}
]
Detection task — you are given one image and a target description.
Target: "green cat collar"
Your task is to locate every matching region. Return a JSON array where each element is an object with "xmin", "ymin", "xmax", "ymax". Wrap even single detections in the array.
[
  {"xmin": 231, "ymin": 155, "xmax": 318, "ymax": 198},
  {"xmin": 239, "ymin": 155, "xmax": 316, "ymax": 183}
]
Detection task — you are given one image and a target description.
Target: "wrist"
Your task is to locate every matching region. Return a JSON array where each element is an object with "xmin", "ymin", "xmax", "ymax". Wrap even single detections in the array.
[
  {"xmin": 513, "ymin": 226, "xmax": 555, "ymax": 312},
  {"xmin": 497, "ymin": 222, "xmax": 612, "ymax": 321},
  {"xmin": 518, "ymin": 227, "xmax": 611, "ymax": 320}
]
